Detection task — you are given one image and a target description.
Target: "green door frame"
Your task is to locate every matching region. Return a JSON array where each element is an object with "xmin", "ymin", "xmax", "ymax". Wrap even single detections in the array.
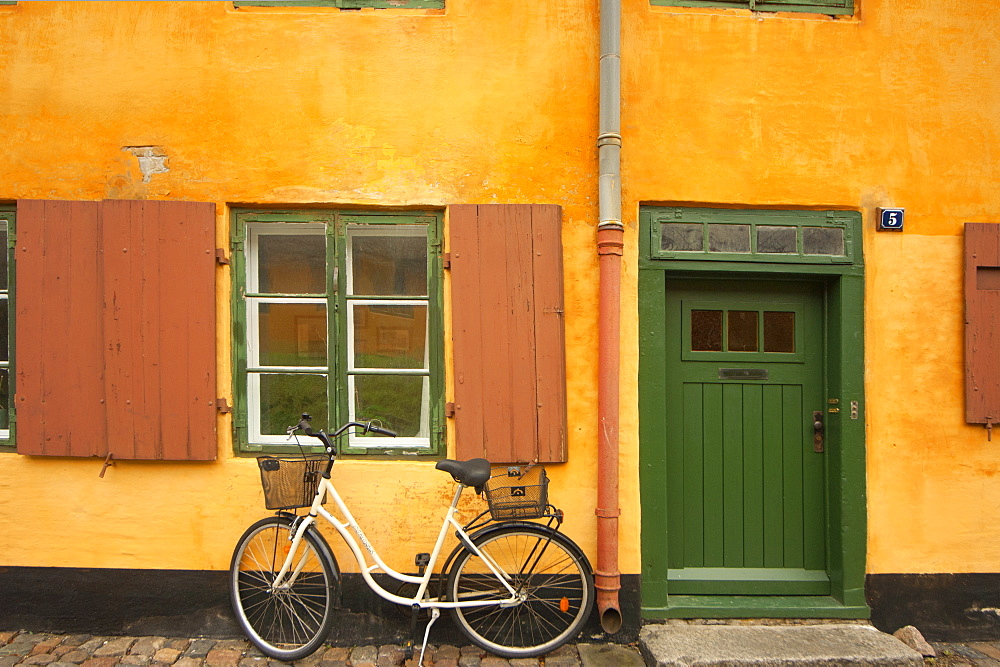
[{"xmin": 638, "ymin": 207, "xmax": 868, "ymax": 618}]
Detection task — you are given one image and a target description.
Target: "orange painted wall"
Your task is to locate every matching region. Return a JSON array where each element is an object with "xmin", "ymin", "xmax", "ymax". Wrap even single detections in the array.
[
  {"xmin": 0, "ymin": 0, "xmax": 998, "ymax": 584},
  {"xmin": 621, "ymin": 0, "xmax": 1000, "ymax": 574},
  {"xmin": 0, "ymin": 1, "xmax": 608, "ymax": 572}
]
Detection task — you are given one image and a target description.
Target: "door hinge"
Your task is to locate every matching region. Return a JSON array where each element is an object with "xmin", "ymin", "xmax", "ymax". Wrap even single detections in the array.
[
  {"xmin": 445, "ymin": 402, "xmax": 456, "ymax": 418},
  {"xmin": 217, "ymin": 398, "xmax": 233, "ymax": 414},
  {"xmin": 442, "ymin": 253, "xmax": 452, "ymax": 270},
  {"xmin": 215, "ymin": 248, "xmax": 231, "ymax": 265}
]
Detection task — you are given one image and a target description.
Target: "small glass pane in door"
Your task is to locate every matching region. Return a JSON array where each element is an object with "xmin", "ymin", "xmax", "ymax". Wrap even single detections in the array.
[
  {"xmin": 763, "ymin": 311, "xmax": 796, "ymax": 353},
  {"xmin": 691, "ymin": 310, "xmax": 723, "ymax": 351},
  {"xmin": 728, "ymin": 311, "xmax": 759, "ymax": 351}
]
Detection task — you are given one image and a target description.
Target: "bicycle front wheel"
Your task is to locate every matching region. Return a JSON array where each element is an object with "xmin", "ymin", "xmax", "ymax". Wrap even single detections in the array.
[
  {"xmin": 446, "ymin": 523, "xmax": 594, "ymax": 658},
  {"xmin": 229, "ymin": 516, "xmax": 337, "ymax": 662}
]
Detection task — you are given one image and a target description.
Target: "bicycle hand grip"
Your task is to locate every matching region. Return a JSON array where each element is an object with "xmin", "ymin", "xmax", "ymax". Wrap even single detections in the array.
[{"xmin": 366, "ymin": 423, "xmax": 397, "ymax": 437}]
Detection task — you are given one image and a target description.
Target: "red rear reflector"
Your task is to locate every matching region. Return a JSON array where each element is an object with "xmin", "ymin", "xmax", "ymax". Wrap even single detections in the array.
[{"xmin": 560, "ymin": 597, "xmax": 570, "ymax": 613}]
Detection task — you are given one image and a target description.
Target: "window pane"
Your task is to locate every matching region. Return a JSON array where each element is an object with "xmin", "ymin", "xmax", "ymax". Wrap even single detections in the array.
[
  {"xmin": 258, "ymin": 302, "xmax": 327, "ymax": 366},
  {"xmin": 691, "ymin": 310, "xmax": 723, "ymax": 351},
  {"xmin": 661, "ymin": 223, "xmax": 703, "ymax": 252},
  {"xmin": 353, "ymin": 374, "xmax": 427, "ymax": 439},
  {"xmin": 257, "ymin": 233, "xmax": 326, "ymax": 294},
  {"xmin": 803, "ymin": 227, "xmax": 845, "ymax": 256},
  {"xmin": 0, "ymin": 369, "xmax": 8, "ymax": 430},
  {"xmin": 708, "ymin": 224, "xmax": 751, "ymax": 253},
  {"xmin": 764, "ymin": 311, "xmax": 795, "ymax": 353},
  {"xmin": 259, "ymin": 373, "xmax": 328, "ymax": 436},
  {"xmin": 0, "ymin": 298, "xmax": 8, "ymax": 362},
  {"xmin": 353, "ymin": 304, "xmax": 427, "ymax": 369},
  {"xmin": 728, "ymin": 311, "xmax": 758, "ymax": 352},
  {"xmin": 0, "ymin": 226, "xmax": 8, "ymax": 290},
  {"xmin": 757, "ymin": 226, "xmax": 797, "ymax": 254},
  {"xmin": 349, "ymin": 227, "xmax": 427, "ymax": 296}
]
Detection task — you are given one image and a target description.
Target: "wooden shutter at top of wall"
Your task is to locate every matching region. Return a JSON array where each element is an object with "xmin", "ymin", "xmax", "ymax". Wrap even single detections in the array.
[
  {"xmin": 16, "ymin": 199, "xmax": 217, "ymax": 460},
  {"xmin": 450, "ymin": 204, "xmax": 567, "ymax": 463},
  {"xmin": 966, "ymin": 223, "xmax": 1000, "ymax": 426}
]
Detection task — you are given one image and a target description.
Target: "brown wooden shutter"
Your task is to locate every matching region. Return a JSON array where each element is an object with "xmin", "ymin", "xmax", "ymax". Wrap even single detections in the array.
[
  {"xmin": 16, "ymin": 199, "xmax": 217, "ymax": 460},
  {"xmin": 450, "ymin": 204, "xmax": 567, "ymax": 463},
  {"xmin": 966, "ymin": 223, "xmax": 1000, "ymax": 426}
]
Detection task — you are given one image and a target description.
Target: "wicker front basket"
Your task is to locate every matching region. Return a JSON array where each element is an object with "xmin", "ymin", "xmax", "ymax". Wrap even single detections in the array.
[
  {"xmin": 257, "ymin": 455, "xmax": 327, "ymax": 510},
  {"xmin": 483, "ymin": 465, "xmax": 548, "ymax": 521}
]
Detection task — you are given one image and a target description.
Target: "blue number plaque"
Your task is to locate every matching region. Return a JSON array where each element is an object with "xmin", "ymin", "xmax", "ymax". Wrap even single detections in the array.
[{"xmin": 877, "ymin": 207, "xmax": 904, "ymax": 231}]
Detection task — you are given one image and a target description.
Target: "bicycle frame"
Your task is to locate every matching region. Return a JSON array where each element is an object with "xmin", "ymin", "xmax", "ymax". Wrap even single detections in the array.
[{"xmin": 270, "ymin": 474, "xmax": 521, "ymax": 610}]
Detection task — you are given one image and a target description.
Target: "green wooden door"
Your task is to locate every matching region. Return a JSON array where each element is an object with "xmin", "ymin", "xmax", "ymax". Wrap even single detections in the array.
[{"xmin": 663, "ymin": 278, "xmax": 828, "ymax": 595}]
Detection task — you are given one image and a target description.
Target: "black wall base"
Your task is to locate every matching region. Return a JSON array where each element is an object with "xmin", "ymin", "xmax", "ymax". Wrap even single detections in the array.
[
  {"xmin": 867, "ymin": 573, "xmax": 1000, "ymax": 641},
  {"xmin": 0, "ymin": 567, "xmax": 641, "ymax": 645}
]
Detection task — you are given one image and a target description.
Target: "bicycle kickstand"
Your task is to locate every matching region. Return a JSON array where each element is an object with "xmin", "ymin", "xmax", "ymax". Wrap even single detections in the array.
[{"xmin": 418, "ymin": 608, "xmax": 440, "ymax": 666}]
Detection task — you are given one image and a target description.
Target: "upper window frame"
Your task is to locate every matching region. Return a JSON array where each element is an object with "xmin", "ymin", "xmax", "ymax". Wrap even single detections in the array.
[
  {"xmin": 234, "ymin": 1, "xmax": 444, "ymax": 8},
  {"xmin": 650, "ymin": 0, "xmax": 852, "ymax": 15}
]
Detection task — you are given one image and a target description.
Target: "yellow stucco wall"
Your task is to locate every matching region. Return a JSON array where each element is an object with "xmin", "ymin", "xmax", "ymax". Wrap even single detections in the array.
[
  {"xmin": 622, "ymin": 0, "xmax": 1000, "ymax": 575},
  {"xmin": 0, "ymin": 0, "xmax": 608, "ymax": 573},
  {"xmin": 0, "ymin": 0, "xmax": 999, "ymax": 584}
]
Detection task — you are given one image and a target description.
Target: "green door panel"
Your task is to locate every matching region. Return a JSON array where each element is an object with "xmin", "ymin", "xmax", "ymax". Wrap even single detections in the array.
[{"xmin": 663, "ymin": 279, "xmax": 827, "ymax": 596}]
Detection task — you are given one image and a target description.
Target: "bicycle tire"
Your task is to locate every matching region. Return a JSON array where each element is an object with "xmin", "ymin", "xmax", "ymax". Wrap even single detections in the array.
[
  {"xmin": 229, "ymin": 516, "xmax": 337, "ymax": 662},
  {"xmin": 446, "ymin": 523, "xmax": 594, "ymax": 658}
]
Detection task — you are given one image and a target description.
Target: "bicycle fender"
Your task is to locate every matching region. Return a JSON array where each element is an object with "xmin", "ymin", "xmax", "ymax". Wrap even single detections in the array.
[{"xmin": 276, "ymin": 513, "xmax": 343, "ymax": 607}]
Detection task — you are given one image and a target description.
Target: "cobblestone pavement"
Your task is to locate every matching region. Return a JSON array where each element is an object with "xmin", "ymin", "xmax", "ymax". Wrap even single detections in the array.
[{"xmin": 0, "ymin": 631, "xmax": 642, "ymax": 667}]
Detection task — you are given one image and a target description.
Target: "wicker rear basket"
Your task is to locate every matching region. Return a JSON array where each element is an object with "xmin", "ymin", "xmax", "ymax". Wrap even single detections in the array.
[
  {"xmin": 257, "ymin": 455, "xmax": 327, "ymax": 510},
  {"xmin": 483, "ymin": 465, "xmax": 548, "ymax": 521}
]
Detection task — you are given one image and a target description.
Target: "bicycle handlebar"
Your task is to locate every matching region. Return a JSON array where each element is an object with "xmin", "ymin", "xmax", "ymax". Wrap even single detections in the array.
[{"xmin": 291, "ymin": 413, "xmax": 398, "ymax": 447}]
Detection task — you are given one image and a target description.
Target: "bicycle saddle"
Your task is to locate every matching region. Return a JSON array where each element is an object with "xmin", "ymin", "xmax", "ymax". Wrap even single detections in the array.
[{"xmin": 435, "ymin": 458, "xmax": 491, "ymax": 489}]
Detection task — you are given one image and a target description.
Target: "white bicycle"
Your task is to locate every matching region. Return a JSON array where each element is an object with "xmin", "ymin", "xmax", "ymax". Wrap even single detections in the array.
[{"xmin": 229, "ymin": 414, "xmax": 595, "ymax": 663}]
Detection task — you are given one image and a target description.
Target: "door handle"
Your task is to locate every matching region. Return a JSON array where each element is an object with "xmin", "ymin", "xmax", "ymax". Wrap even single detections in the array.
[{"xmin": 813, "ymin": 411, "xmax": 824, "ymax": 453}]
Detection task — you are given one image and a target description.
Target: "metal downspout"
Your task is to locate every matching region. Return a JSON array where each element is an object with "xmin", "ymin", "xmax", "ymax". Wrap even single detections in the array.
[{"xmin": 596, "ymin": 0, "xmax": 624, "ymax": 635}]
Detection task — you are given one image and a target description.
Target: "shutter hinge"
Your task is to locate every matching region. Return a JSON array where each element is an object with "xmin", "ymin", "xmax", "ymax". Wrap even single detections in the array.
[
  {"xmin": 445, "ymin": 402, "xmax": 456, "ymax": 418},
  {"xmin": 217, "ymin": 398, "xmax": 233, "ymax": 414},
  {"xmin": 7, "ymin": 230, "xmax": 15, "ymax": 250},
  {"xmin": 442, "ymin": 252, "xmax": 452, "ymax": 270},
  {"xmin": 232, "ymin": 239, "xmax": 244, "ymax": 252},
  {"xmin": 215, "ymin": 248, "xmax": 231, "ymax": 265}
]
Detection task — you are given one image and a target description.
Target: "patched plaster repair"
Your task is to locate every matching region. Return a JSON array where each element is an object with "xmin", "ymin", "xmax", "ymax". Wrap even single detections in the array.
[{"xmin": 123, "ymin": 146, "xmax": 169, "ymax": 183}]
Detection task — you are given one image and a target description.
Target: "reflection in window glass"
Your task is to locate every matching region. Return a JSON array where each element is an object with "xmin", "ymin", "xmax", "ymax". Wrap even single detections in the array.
[
  {"xmin": 352, "ymin": 304, "xmax": 427, "ymax": 370},
  {"xmin": 757, "ymin": 226, "xmax": 797, "ymax": 254},
  {"xmin": 353, "ymin": 375, "xmax": 428, "ymax": 438},
  {"xmin": 728, "ymin": 311, "xmax": 758, "ymax": 352},
  {"xmin": 708, "ymin": 224, "xmax": 751, "ymax": 253},
  {"xmin": 258, "ymin": 303, "xmax": 327, "ymax": 367},
  {"xmin": 349, "ymin": 227, "xmax": 427, "ymax": 296},
  {"xmin": 764, "ymin": 311, "xmax": 795, "ymax": 353},
  {"xmin": 661, "ymin": 223, "xmax": 703, "ymax": 252},
  {"xmin": 691, "ymin": 310, "xmax": 723, "ymax": 351},
  {"xmin": 257, "ymin": 233, "xmax": 326, "ymax": 294},
  {"xmin": 259, "ymin": 373, "xmax": 328, "ymax": 436},
  {"xmin": 803, "ymin": 227, "xmax": 845, "ymax": 256}
]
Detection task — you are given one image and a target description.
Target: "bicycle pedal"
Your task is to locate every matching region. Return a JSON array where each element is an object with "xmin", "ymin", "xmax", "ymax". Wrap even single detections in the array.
[{"xmin": 414, "ymin": 552, "xmax": 430, "ymax": 567}]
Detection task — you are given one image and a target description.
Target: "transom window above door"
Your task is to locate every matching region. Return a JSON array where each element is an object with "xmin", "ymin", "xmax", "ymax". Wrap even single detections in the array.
[{"xmin": 649, "ymin": 208, "xmax": 857, "ymax": 265}]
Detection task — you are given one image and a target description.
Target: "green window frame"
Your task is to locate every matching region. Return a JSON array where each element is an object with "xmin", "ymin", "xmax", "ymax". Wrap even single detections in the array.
[
  {"xmin": 0, "ymin": 207, "xmax": 13, "ymax": 448},
  {"xmin": 234, "ymin": 1, "xmax": 443, "ymax": 8},
  {"xmin": 650, "ymin": 0, "xmax": 852, "ymax": 15},
  {"xmin": 649, "ymin": 207, "xmax": 857, "ymax": 265},
  {"xmin": 231, "ymin": 209, "xmax": 444, "ymax": 456}
]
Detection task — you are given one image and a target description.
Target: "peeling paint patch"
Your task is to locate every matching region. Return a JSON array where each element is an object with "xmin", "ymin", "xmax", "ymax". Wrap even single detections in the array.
[{"xmin": 123, "ymin": 146, "xmax": 169, "ymax": 183}]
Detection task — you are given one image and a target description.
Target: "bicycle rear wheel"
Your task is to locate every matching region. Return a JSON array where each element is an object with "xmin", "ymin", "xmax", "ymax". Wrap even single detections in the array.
[
  {"xmin": 446, "ymin": 523, "xmax": 594, "ymax": 658},
  {"xmin": 230, "ymin": 516, "xmax": 337, "ymax": 662}
]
